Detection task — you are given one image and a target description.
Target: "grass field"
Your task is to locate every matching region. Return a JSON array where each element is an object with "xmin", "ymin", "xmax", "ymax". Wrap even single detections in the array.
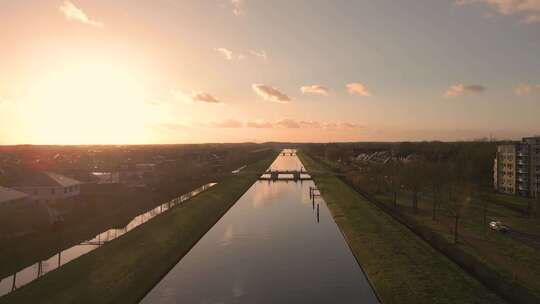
[
  {"xmin": 373, "ymin": 188, "xmax": 540, "ymax": 298},
  {"xmin": 298, "ymin": 151, "xmax": 506, "ymax": 304},
  {"xmin": 0, "ymin": 152, "xmax": 277, "ymax": 304}
]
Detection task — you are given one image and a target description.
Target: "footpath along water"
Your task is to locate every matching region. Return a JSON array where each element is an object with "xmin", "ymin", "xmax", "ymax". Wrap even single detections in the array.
[
  {"xmin": 142, "ymin": 150, "xmax": 378, "ymax": 303},
  {"xmin": 0, "ymin": 183, "xmax": 216, "ymax": 297}
]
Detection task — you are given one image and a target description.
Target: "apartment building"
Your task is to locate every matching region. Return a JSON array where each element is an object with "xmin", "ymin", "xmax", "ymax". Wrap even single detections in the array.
[{"xmin": 494, "ymin": 136, "xmax": 540, "ymax": 198}]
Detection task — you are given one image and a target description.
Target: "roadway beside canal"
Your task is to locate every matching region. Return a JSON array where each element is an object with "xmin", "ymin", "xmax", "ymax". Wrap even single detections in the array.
[
  {"xmin": 298, "ymin": 151, "xmax": 505, "ymax": 304},
  {"xmin": 0, "ymin": 152, "xmax": 277, "ymax": 304}
]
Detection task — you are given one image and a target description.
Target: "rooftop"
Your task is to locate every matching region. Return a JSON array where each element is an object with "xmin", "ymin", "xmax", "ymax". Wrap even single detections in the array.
[
  {"xmin": 9, "ymin": 171, "xmax": 82, "ymax": 188},
  {"xmin": 0, "ymin": 186, "xmax": 29, "ymax": 204}
]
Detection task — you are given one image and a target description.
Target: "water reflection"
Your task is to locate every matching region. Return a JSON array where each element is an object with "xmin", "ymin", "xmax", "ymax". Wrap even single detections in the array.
[
  {"xmin": 0, "ymin": 182, "xmax": 217, "ymax": 297},
  {"xmin": 142, "ymin": 150, "xmax": 378, "ymax": 304}
]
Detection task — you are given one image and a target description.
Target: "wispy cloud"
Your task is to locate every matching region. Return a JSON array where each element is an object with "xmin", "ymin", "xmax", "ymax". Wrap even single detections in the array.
[
  {"xmin": 514, "ymin": 83, "xmax": 540, "ymax": 95},
  {"xmin": 455, "ymin": 0, "xmax": 540, "ymax": 24},
  {"xmin": 231, "ymin": 0, "xmax": 243, "ymax": 16},
  {"xmin": 245, "ymin": 120, "xmax": 273, "ymax": 128},
  {"xmin": 172, "ymin": 90, "xmax": 221, "ymax": 104},
  {"xmin": 59, "ymin": 1, "xmax": 103, "ymax": 28},
  {"xmin": 339, "ymin": 122, "xmax": 363, "ymax": 128},
  {"xmin": 346, "ymin": 82, "xmax": 372, "ymax": 97},
  {"xmin": 514, "ymin": 83, "xmax": 532, "ymax": 95},
  {"xmin": 445, "ymin": 84, "xmax": 486, "ymax": 97},
  {"xmin": 205, "ymin": 118, "xmax": 363, "ymax": 130},
  {"xmin": 216, "ymin": 48, "xmax": 266, "ymax": 61},
  {"xmin": 215, "ymin": 48, "xmax": 233, "ymax": 60},
  {"xmin": 250, "ymin": 50, "xmax": 268, "ymax": 60},
  {"xmin": 252, "ymin": 84, "xmax": 291, "ymax": 103},
  {"xmin": 210, "ymin": 119, "xmax": 244, "ymax": 128},
  {"xmin": 275, "ymin": 118, "xmax": 301, "ymax": 128},
  {"xmin": 300, "ymin": 85, "xmax": 330, "ymax": 96}
]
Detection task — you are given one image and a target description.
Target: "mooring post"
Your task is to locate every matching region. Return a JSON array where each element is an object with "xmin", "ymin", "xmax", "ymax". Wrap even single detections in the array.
[
  {"xmin": 317, "ymin": 204, "xmax": 320, "ymax": 222},
  {"xmin": 11, "ymin": 273, "xmax": 16, "ymax": 291},
  {"xmin": 37, "ymin": 261, "xmax": 42, "ymax": 278}
]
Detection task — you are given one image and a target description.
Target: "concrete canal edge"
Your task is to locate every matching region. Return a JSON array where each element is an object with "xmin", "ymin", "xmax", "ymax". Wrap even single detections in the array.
[{"xmin": 0, "ymin": 152, "xmax": 278, "ymax": 304}]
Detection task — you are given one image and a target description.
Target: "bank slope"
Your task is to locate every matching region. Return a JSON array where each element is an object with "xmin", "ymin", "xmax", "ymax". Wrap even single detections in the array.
[
  {"xmin": 298, "ymin": 151, "xmax": 505, "ymax": 304},
  {"xmin": 0, "ymin": 153, "xmax": 277, "ymax": 304}
]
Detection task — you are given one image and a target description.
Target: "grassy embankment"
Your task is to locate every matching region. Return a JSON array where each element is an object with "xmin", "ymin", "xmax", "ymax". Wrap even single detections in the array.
[
  {"xmin": 298, "ymin": 151, "xmax": 505, "ymax": 304},
  {"xmin": 0, "ymin": 179, "xmax": 208, "ymax": 280},
  {"xmin": 0, "ymin": 152, "xmax": 277, "ymax": 304},
  {"xmin": 373, "ymin": 189, "xmax": 540, "ymax": 297}
]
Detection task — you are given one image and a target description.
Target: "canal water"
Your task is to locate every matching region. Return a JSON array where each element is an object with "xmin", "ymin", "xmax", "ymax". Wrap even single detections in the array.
[
  {"xmin": 0, "ymin": 183, "xmax": 217, "ymax": 297},
  {"xmin": 142, "ymin": 151, "xmax": 378, "ymax": 303}
]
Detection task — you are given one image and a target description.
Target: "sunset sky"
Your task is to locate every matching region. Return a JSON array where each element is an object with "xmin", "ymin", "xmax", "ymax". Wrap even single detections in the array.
[{"xmin": 1, "ymin": 0, "xmax": 539, "ymax": 144}]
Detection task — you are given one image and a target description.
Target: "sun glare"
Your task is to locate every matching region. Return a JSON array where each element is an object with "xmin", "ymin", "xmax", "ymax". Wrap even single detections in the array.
[{"xmin": 23, "ymin": 63, "xmax": 154, "ymax": 144}]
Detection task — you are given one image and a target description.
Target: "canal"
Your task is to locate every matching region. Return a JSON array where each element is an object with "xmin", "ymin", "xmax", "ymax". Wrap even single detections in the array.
[
  {"xmin": 0, "ymin": 183, "xmax": 216, "ymax": 297},
  {"xmin": 142, "ymin": 150, "xmax": 378, "ymax": 303}
]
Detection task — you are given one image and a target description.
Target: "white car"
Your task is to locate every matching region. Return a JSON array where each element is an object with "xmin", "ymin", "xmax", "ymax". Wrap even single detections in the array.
[{"xmin": 489, "ymin": 221, "xmax": 509, "ymax": 232}]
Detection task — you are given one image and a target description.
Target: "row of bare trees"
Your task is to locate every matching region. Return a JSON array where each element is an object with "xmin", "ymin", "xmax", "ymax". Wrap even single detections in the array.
[{"xmin": 347, "ymin": 157, "xmax": 478, "ymax": 243}]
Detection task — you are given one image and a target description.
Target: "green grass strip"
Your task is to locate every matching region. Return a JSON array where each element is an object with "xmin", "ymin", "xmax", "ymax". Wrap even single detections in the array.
[{"xmin": 298, "ymin": 151, "xmax": 505, "ymax": 304}]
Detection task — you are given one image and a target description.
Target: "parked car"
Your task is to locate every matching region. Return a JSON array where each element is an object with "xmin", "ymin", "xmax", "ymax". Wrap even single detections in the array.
[{"xmin": 489, "ymin": 221, "xmax": 509, "ymax": 232}]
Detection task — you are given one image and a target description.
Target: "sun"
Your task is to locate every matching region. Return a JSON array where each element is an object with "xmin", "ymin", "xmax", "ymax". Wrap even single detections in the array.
[{"xmin": 23, "ymin": 62, "xmax": 155, "ymax": 144}]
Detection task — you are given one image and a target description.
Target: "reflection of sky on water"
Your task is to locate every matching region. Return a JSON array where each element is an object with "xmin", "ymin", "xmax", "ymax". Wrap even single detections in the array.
[{"xmin": 143, "ymin": 151, "xmax": 378, "ymax": 304}]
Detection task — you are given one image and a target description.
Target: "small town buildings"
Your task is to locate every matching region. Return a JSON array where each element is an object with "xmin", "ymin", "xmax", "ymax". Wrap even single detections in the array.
[
  {"xmin": 494, "ymin": 136, "xmax": 540, "ymax": 198},
  {"xmin": 118, "ymin": 162, "xmax": 157, "ymax": 187},
  {"xmin": 9, "ymin": 171, "xmax": 82, "ymax": 204}
]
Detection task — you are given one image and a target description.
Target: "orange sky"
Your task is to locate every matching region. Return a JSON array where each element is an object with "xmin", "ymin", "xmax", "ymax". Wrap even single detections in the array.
[{"xmin": 1, "ymin": 1, "xmax": 539, "ymax": 144}]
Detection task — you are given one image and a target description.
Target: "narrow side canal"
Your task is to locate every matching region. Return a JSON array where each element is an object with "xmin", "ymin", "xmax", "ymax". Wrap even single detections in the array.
[
  {"xmin": 0, "ymin": 183, "xmax": 216, "ymax": 297},
  {"xmin": 142, "ymin": 150, "xmax": 378, "ymax": 303}
]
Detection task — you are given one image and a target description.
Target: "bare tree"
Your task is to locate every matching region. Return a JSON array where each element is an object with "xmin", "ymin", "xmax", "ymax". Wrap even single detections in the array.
[
  {"xmin": 427, "ymin": 161, "xmax": 447, "ymax": 221},
  {"xmin": 384, "ymin": 160, "xmax": 401, "ymax": 208},
  {"xmin": 402, "ymin": 161, "xmax": 426, "ymax": 213}
]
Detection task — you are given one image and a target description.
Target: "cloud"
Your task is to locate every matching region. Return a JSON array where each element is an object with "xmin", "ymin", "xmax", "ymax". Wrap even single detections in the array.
[
  {"xmin": 245, "ymin": 120, "xmax": 273, "ymax": 128},
  {"xmin": 299, "ymin": 121, "xmax": 323, "ymax": 128},
  {"xmin": 455, "ymin": 0, "xmax": 540, "ymax": 23},
  {"xmin": 250, "ymin": 50, "xmax": 268, "ymax": 60},
  {"xmin": 192, "ymin": 92, "xmax": 220, "ymax": 103},
  {"xmin": 340, "ymin": 122, "xmax": 363, "ymax": 128},
  {"xmin": 445, "ymin": 84, "xmax": 486, "ymax": 97},
  {"xmin": 59, "ymin": 1, "xmax": 103, "ymax": 28},
  {"xmin": 216, "ymin": 48, "xmax": 265, "ymax": 61},
  {"xmin": 300, "ymin": 85, "xmax": 330, "ymax": 96},
  {"xmin": 514, "ymin": 84, "xmax": 532, "ymax": 95},
  {"xmin": 231, "ymin": 0, "xmax": 242, "ymax": 16},
  {"xmin": 205, "ymin": 118, "xmax": 363, "ymax": 130},
  {"xmin": 346, "ymin": 82, "xmax": 372, "ymax": 97},
  {"xmin": 514, "ymin": 83, "xmax": 540, "ymax": 95},
  {"xmin": 215, "ymin": 48, "xmax": 233, "ymax": 60},
  {"xmin": 172, "ymin": 90, "xmax": 221, "ymax": 104},
  {"xmin": 210, "ymin": 119, "xmax": 243, "ymax": 128},
  {"xmin": 275, "ymin": 118, "xmax": 301, "ymax": 128},
  {"xmin": 252, "ymin": 84, "xmax": 291, "ymax": 103}
]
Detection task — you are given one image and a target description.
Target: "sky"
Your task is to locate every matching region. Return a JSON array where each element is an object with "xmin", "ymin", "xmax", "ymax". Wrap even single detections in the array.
[{"xmin": 0, "ymin": 0, "xmax": 539, "ymax": 144}]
